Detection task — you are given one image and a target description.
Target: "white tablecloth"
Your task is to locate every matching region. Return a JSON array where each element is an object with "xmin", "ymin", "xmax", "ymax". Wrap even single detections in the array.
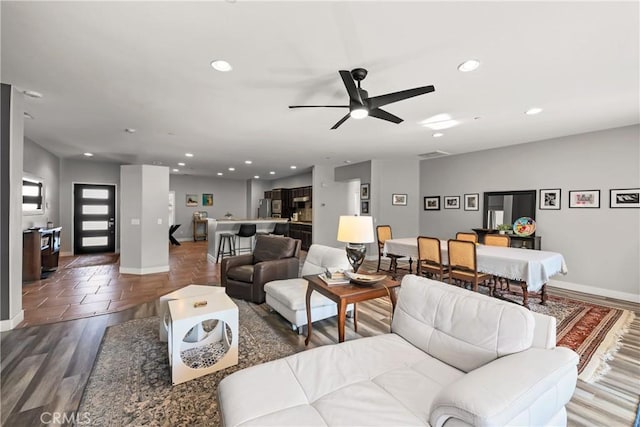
[{"xmin": 384, "ymin": 237, "xmax": 568, "ymax": 292}]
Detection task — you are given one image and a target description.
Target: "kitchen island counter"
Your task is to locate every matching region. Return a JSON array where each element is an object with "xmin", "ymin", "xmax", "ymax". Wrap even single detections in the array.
[{"xmin": 207, "ymin": 218, "xmax": 289, "ymax": 262}]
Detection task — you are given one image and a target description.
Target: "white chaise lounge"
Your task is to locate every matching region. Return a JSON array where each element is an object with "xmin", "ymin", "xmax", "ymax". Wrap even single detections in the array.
[
  {"xmin": 219, "ymin": 274, "xmax": 579, "ymax": 426},
  {"xmin": 264, "ymin": 244, "xmax": 353, "ymax": 333}
]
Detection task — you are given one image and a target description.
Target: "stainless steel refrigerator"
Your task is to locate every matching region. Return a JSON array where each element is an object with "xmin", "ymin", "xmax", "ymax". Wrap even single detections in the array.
[{"xmin": 258, "ymin": 198, "xmax": 272, "ymax": 218}]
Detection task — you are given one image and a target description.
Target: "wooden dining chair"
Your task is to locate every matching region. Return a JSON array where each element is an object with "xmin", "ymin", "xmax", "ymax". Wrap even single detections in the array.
[
  {"xmin": 455, "ymin": 232, "xmax": 478, "ymax": 243},
  {"xmin": 484, "ymin": 234, "xmax": 511, "ymax": 291},
  {"xmin": 417, "ymin": 236, "xmax": 447, "ymax": 281},
  {"xmin": 447, "ymin": 239, "xmax": 492, "ymax": 294},
  {"xmin": 376, "ymin": 225, "xmax": 412, "ymax": 274}
]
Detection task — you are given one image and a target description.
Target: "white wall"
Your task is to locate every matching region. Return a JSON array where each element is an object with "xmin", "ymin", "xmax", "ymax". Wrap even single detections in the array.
[
  {"xmin": 169, "ymin": 174, "xmax": 247, "ymax": 240},
  {"xmin": 269, "ymin": 172, "xmax": 312, "ymax": 189},
  {"xmin": 419, "ymin": 125, "xmax": 640, "ymax": 301},
  {"xmin": 59, "ymin": 159, "xmax": 121, "ymax": 254},
  {"xmin": 248, "ymin": 178, "xmax": 269, "ymax": 219},
  {"xmin": 120, "ymin": 165, "xmax": 170, "ymax": 274},
  {"xmin": 22, "ymin": 137, "xmax": 60, "ymax": 230},
  {"xmin": 311, "ymin": 165, "xmax": 351, "ymax": 248}
]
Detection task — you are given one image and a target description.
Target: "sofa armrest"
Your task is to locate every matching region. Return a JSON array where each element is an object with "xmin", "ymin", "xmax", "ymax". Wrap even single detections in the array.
[
  {"xmin": 429, "ymin": 347, "xmax": 579, "ymax": 427},
  {"xmin": 221, "ymin": 254, "xmax": 254, "ymax": 285},
  {"xmin": 253, "ymin": 257, "xmax": 300, "ymax": 286}
]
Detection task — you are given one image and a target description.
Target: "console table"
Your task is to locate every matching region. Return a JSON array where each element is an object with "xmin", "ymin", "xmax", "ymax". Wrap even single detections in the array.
[{"xmin": 23, "ymin": 227, "xmax": 61, "ymax": 282}]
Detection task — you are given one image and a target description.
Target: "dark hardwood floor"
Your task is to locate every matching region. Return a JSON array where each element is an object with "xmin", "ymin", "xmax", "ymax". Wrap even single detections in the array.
[{"xmin": 1, "ymin": 242, "xmax": 638, "ymax": 426}]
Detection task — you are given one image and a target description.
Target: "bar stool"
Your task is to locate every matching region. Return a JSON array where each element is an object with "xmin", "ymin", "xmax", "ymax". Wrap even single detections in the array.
[
  {"xmin": 271, "ymin": 222, "xmax": 290, "ymax": 237},
  {"xmin": 235, "ymin": 224, "xmax": 257, "ymax": 254},
  {"xmin": 216, "ymin": 233, "xmax": 236, "ymax": 263}
]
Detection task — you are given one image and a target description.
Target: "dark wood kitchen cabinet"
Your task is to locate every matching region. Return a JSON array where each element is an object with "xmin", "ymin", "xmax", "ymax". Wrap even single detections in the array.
[{"xmin": 289, "ymin": 223, "xmax": 312, "ymax": 251}]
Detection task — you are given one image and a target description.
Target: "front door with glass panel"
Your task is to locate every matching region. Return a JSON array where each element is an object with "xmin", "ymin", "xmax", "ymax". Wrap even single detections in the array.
[{"xmin": 73, "ymin": 184, "xmax": 116, "ymax": 254}]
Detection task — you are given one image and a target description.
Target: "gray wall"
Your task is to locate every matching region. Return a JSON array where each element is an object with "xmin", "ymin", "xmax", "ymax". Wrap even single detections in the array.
[
  {"xmin": 371, "ymin": 158, "xmax": 420, "ymax": 240},
  {"xmin": 169, "ymin": 174, "xmax": 247, "ymax": 240},
  {"xmin": 269, "ymin": 172, "xmax": 312, "ymax": 189},
  {"xmin": 59, "ymin": 158, "xmax": 121, "ymax": 254},
  {"xmin": 22, "ymin": 137, "xmax": 60, "ymax": 230},
  {"xmin": 312, "ymin": 165, "xmax": 351, "ymax": 248},
  {"xmin": 419, "ymin": 125, "xmax": 640, "ymax": 300}
]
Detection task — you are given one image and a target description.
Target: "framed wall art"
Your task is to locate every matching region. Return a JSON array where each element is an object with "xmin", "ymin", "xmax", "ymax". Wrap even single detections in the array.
[
  {"xmin": 202, "ymin": 193, "xmax": 213, "ymax": 206},
  {"xmin": 392, "ymin": 193, "xmax": 407, "ymax": 206},
  {"xmin": 539, "ymin": 189, "xmax": 561, "ymax": 210},
  {"xmin": 568, "ymin": 190, "xmax": 600, "ymax": 208},
  {"xmin": 424, "ymin": 196, "xmax": 440, "ymax": 211},
  {"xmin": 360, "ymin": 183, "xmax": 370, "ymax": 200},
  {"xmin": 186, "ymin": 194, "xmax": 198, "ymax": 207},
  {"xmin": 464, "ymin": 193, "xmax": 479, "ymax": 211},
  {"xmin": 444, "ymin": 196, "xmax": 460, "ymax": 209},
  {"xmin": 361, "ymin": 200, "xmax": 370, "ymax": 214},
  {"xmin": 610, "ymin": 188, "xmax": 640, "ymax": 208}
]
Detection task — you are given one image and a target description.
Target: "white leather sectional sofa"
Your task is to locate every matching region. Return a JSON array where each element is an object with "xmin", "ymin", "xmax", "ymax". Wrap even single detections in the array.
[{"xmin": 219, "ymin": 274, "xmax": 579, "ymax": 426}]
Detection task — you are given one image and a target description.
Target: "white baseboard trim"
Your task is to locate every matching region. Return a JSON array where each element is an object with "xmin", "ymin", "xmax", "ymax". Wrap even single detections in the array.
[
  {"xmin": 177, "ymin": 237, "xmax": 194, "ymax": 242},
  {"xmin": 548, "ymin": 279, "xmax": 640, "ymax": 303},
  {"xmin": 207, "ymin": 253, "xmax": 217, "ymax": 263},
  {"xmin": 0, "ymin": 310, "xmax": 24, "ymax": 331},
  {"xmin": 120, "ymin": 265, "xmax": 170, "ymax": 275}
]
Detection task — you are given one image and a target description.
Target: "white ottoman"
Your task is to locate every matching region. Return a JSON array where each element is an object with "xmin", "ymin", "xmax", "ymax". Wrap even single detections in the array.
[
  {"xmin": 158, "ymin": 285, "xmax": 224, "ymax": 342},
  {"xmin": 167, "ymin": 293, "xmax": 239, "ymax": 385}
]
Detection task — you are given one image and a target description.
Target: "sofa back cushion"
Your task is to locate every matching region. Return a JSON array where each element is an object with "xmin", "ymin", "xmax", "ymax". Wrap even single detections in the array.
[
  {"xmin": 391, "ymin": 275, "xmax": 535, "ymax": 372},
  {"xmin": 301, "ymin": 244, "xmax": 351, "ymax": 276},
  {"xmin": 253, "ymin": 235, "xmax": 299, "ymax": 264}
]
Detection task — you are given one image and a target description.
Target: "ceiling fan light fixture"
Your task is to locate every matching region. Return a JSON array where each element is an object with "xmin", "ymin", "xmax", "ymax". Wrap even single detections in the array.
[
  {"xmin": 350, "ymin": 108, "xmax": 368, "ymax": 119},
  {"xmin": 458, "ymin": 59, "xmax": 481, "ymax": 72}
]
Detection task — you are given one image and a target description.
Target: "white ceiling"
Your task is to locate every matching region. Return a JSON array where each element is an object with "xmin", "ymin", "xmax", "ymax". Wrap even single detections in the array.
[{"xmin": 2, "ymin": 1, "xmax": 638, "ymax": 180}]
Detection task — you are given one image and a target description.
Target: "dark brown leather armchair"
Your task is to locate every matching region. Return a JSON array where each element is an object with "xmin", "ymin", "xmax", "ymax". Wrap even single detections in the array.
[{"xmin": 221, "ymin": 235, "xmax": 301, "ymax": 304}]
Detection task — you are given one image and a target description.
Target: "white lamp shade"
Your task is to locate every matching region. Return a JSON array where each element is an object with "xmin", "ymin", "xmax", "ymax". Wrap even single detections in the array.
[{"xmin": 337, "ymin": 215, "xmax": 374, "ymax": 244}]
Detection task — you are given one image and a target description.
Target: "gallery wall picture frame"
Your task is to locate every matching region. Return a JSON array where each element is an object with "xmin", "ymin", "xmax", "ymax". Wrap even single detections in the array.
[
  {"xmin": 361, "ymin": 200, "xmax": 370, "ymax": 214},
  {"xmin": 464, "ymin": 193, "xmax": 479, "ymax": 211},
  {"xmin": 568, "ymin": 190, "xmax": 600, "ymax": 208},
  {"xmin": 539, "ymin": 189, "xmax": 561, "ymax": 210},
  {"xmin": 444, "ymin": 196, "xmax": 460, "ymax": 209},
  {"xmin": 360, "ymin": 183, "xmax": 370, "ymax": 200},
  {"xmin": 424, "ymin": 196, "xmax": 440, "ymax": 211},
  {"xmin": 392, "ymin": 193, "xmax": 407, "ymax": 206},
  {"xmin": 202, "ymin": 193, "xmax": 213, "ymax": 206},
  {"xmin": 186, "ymin": 194, "xmax": 198, "ymax": 207},
  {"xmin": 610, "ymin": 188, "xmax": 640, "ymax": 208}
]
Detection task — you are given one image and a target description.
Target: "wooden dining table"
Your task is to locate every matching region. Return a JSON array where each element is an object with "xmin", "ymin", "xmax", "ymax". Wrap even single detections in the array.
[{"xmin": 384, "ymin": 237, "xmax": 568, "ymax": 307}]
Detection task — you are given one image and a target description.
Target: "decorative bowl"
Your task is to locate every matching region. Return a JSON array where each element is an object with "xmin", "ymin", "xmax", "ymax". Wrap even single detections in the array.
[
  {"xmin": 513, "ymin": 217, "xmax": 536, "ymax": 237},
  {"xmin": 345, "ymin": 272, "xmax": 387, "ymax": 286}
]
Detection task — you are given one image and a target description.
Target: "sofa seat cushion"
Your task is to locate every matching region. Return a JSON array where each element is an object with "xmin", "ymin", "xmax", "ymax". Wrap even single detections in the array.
[
  {"xmin": 227, "ymin": 265, "xmax": 254, "ymax": 283},
  {"xmin": 264, "ymin": 278, "xmax": 335, "ymax": 311},
  {"xmin": 219, "ymin": 333, "xmax": 464, "ymax": 427},
  {"xmin": 253, "ymin": 235, "xmax": 298, "ymax": 263}
]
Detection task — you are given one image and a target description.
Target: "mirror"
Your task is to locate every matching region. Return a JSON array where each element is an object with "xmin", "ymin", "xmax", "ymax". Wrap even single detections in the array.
[
  {"xmin": 22, "ymin": 174, "xmax": 45, "ymax": 215},
  {"xmin": 483, "ymin": 190, "xmax": 536, "ymax": 231}
]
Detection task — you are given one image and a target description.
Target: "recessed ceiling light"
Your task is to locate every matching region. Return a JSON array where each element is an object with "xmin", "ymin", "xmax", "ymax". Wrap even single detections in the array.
[
  {"xmin": 269, "ymin": 171, "xmax": 276, "ymax": 175},
  {"xmin": 244, "ymin": 160, "xmax": 252, "ymax": 164},
  {"xmin": 290, "ymin": 165, "xmax": 297, "ymax": 169},
  {"xmin": 23, "ymin": 90, "xmax": 43, "ymax": 98},
  {"xmin": 217, "ymin": 172, "xmax": 223, "ymax": 176},
  {"xmin": 211, "ymin": 60, "xmax": 232, "ymax": 72},
  {"xmin": 84, "ymin": 152, "xmax": 93, "ymax": 157},
  {"xmin": 228, "ymin": 167, "xmax": 235, "ymax": 171},
  {"xmin": 178, "ymin": 162, "xmax": 185, "ymax": 166},
  {"xmin": 23, "ymin": 112, "xmax": 34, "ymax": 119},
  {"xmin": 254, "ymin": 175, "xmax": 260, "ymax": 179},
  {"xmin": 433, "ymin": 133, "xmax": 444, "ymax": 138},
  {"xmin": 525, "ymin": 107, "xmax": 543, "ymax": 115},
  {"xmin": 344, "ymin": 160, "xmax": 352, "ymax": 164},
  {"xmin": 185, "ymin": 153, "xmax": 194, "ymax": 157},
  {"xmin": 172, "ymin": 168, "xmax": 179, "ymax": 172},
  {"xmin": 457, "ymin": 59, "xmax": 480, "ymax": 72},
  {"xmin": 350, "ymin": 108, "xmax": 368, "ymax": 119},
  {"xmin": 125, "ymin": 128, "xmax": 136, "ymax": 133}
]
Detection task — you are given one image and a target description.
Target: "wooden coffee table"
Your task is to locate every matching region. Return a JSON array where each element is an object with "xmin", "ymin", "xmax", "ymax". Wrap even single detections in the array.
[{"xmin": 303, "ymin": 273, "xmax": 401, "ymax": 345}]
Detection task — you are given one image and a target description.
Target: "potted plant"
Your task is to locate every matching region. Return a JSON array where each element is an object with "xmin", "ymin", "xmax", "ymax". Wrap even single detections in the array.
[{"xmin": 497, "ymin": 223, "xmax": 512, "ymax": 235}]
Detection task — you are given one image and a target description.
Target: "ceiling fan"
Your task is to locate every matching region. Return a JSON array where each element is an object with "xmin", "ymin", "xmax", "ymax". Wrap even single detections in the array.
[{"xmin": 289, "ymin": 68, "xmax": 435, "ymax": 129}]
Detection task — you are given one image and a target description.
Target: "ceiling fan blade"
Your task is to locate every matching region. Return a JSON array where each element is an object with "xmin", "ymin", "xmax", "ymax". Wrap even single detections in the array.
[
  {"xmin": 289, "ymin": 105, "xmax": 349, "ymax": 108},
  {"xmin": 369, "ymin": 108, "xmax": 403, "ymax": 124},
  {"xmin": 339, "ymin": 70, "xmax": 363, "ymax": 106},
  {"xmin": 331, "ymin": 113, "xmax": 351, "ymax": 130},
  {"xmin": 368, "ymin": 85, "xmax": 435, "ymax": 109}
]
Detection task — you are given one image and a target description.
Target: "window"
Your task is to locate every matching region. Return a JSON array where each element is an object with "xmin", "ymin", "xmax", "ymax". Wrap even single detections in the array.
[{"xmin": 22, "ymin": 177, "xmax": 44, "ymax": 214}]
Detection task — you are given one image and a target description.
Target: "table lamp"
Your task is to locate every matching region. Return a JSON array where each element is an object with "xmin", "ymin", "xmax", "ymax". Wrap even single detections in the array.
[{"xmin": 337, "ymin": 215, "xmax": 374, "ymax": 273}]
